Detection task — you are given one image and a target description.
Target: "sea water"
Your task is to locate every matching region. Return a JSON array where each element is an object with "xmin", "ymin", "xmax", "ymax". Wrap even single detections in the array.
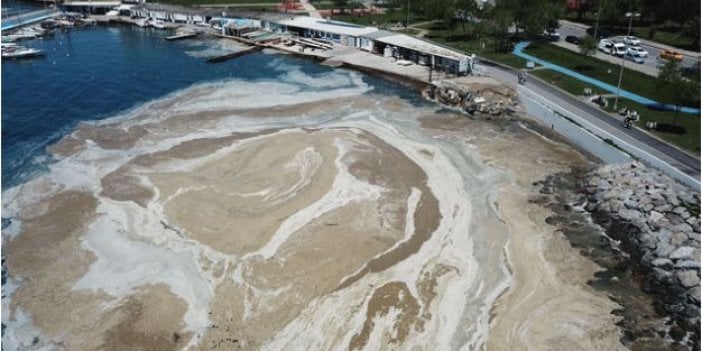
[{"xmin": 1, "ymin": 25, "xmax": 415, "ymax": 188}]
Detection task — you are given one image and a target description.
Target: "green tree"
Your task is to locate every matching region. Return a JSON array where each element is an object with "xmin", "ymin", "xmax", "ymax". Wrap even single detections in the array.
[
  {"xmin": 657, "ymin": 59, "xmax": 699, "ymax": 124},
  {"xmin": 578, "ymin": 36, "xmax": 598, "ymax": 55},
  {"xmin": 333, "ymin": 0, "xmax": 348, "ymax": 14},
  {"xmin": 680, "ymin": 16, "xmax": 701, "ymax": 48},
  {"xmin": 495, "ymin": 0, "xmax": 564, "ymax": 36}
]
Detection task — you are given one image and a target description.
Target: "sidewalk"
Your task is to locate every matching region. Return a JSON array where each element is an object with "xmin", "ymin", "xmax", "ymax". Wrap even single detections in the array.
[{"xmin": 298, "ymin": 0, "xmax": 321, "ymax": 18}]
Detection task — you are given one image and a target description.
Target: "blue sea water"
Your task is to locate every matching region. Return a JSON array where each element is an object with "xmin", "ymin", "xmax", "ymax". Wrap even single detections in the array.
[{"xmin": 2, "ymin": 25, "xmax": 413, "ymax": 189}]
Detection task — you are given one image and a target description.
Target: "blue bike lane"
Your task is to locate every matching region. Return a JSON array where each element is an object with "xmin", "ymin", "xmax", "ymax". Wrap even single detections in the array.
[{"xmin": 512, "ymin": 41, "xmax": 700, "ymax": 115}]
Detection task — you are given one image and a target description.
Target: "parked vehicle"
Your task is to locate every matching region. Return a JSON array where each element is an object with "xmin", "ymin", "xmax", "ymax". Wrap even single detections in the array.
[
  {"xmin": 660, "ymin": 49, "xmax": 684, "ymax": 61},
  {"xmin": 565, "ymin": 35, "xmax": 580, "ymax": 44},
  {"xmin": 598, "ymin": 39, "xmax": 626, "ymax": 56},
  {"xmin": 622, "ymin": 35, "xmax": 640, "ymax": 46},
  {"xmin": 624, "ymin": 52, "xmax": 644, "ymax": 64},
  {"xmin": 627, "ymin": 46, "xmax": 648, "ymax": 57},
  {"xmin": 597, "ymin": 39, "xmax": 613, "ymax": 52},
  {"xmin": 542, "ymin": 30, "xmax": 560, "ymax": 41},
  {"xmin": 611, "ymin": 42, "xmax": 627, "ymax": 56}
]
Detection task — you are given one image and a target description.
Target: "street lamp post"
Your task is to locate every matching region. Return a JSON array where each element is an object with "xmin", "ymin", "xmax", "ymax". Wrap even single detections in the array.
[
  {"xmin": 593, "ymin": 0, "xmax": 602, "ymax": 39},
  {"xmin": 613, "ymin": 11, "xmax": 639, "ymax": 110}
]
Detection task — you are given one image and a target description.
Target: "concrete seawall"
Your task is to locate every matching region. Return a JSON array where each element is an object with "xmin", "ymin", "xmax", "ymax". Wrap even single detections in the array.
[{"xmin": 519, "ymin": 85, "xmax": 699, "ymax": 189}]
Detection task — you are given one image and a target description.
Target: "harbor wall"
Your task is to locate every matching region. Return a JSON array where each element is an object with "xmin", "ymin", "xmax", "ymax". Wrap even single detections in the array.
[{"xmin": 519, "ymin": 85, "xmax": 699, "ymax": 189}]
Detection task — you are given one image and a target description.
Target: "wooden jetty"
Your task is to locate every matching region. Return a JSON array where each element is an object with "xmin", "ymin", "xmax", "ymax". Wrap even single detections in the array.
[{"xmin": 206, "ymin": 45, "xmax": 264, "ymax": 63}]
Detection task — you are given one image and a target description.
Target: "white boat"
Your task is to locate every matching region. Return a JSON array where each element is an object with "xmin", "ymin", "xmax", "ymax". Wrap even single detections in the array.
[
  {"xmin": 150, "ymin": 20, "xmax": 167, "ymax": 29},
  {"xmin": 2, "ymin": 33, "xmax": 36, "ymax": 41},
  {"xmin": 2, "ymin": 46, "xmax": 45, "ymax": 59},
  {"xmin": 135, "ymin": 18, "xmax": 149, "ymax": 27},
  {"xmin": 55, "ymin": 19, "xmax": 75, "ymax": 27},
  {"xmin": 76, "ymin": 18, "xmax": 97, "ymax": 26},
  {"xmin": 14, "ymin": 27, "xmax": 45, "ymax": 38}
]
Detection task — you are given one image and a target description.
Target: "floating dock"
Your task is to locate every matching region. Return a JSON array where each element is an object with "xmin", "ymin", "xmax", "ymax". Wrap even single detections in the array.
[
  {"xmin": 206, "ymin": 45, "xmax": 263, "ymax": 63},
  {"xmin": 165, "ymin": 33, "xmax": 199, "ymax": 41}
]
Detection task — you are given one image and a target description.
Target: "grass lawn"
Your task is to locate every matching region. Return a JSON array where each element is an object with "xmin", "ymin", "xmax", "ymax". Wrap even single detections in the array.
[
  {"xmin": 331, "ymin": 12, "xmax": 426, "ymax": 28},
  {"xmin": 313, "ymin": 1, "xmax": 363, "ymax": 10},
  {"xmin": 532, "ymin": 70, "xmax": 700, "ymax": 153},
  {"xmin": 531, "ymin": 69, "xmax": 598, "ymax": 95},
  {"xmin": 420, "ymin": 25, "xmax": 528, "ymax": 69},
  {"xmin": 523, "ymin": 43, "xmax": 700, "ymax": 107},
  {"xmin": 603, "ymin": 99, "xmax": 701, "ymax": 154}
]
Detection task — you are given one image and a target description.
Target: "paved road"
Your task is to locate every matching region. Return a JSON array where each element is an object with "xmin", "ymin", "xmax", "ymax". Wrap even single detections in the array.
[
  {"xmin": 551, "ymin": 40, "xmax": 659, "ymax": 77},
  {"xmin": 478, "ymin": 59, "xmax": 700, "ymax": 181},
  {"xmin": 557, "ymin": 20, "xmax": 701, "ymax": 75}
]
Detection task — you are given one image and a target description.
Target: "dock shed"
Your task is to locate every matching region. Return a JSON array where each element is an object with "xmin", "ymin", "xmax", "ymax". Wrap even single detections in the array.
[
  {"xmin": 275, "ymin": 16, "xmax": 378, "ymax": 48},
  {"xmin": 370, "ymin": 34, "xmax": 473, "ymax": 75}
]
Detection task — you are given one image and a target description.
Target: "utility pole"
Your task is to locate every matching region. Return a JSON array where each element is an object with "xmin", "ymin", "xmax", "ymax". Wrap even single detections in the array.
[
  {"xmin": 593, "ymin": 0, "xmax": 602, "ymax": 39},
  {"xmin": 406, "ymin": 0, "xmax": 410, "ymax": 29},
  {"xmin": 614, "ymin": 11, "xmax": 639, "ymax": 110}
]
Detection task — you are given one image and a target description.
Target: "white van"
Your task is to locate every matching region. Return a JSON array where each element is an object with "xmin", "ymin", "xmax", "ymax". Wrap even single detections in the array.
[
  {"xmin": 611, "ymin": 42, "xmax": 627, "ymax": 56},
  {"xmin": 598, "ymin": 39, "xmax": 627, "ymax": 56}
]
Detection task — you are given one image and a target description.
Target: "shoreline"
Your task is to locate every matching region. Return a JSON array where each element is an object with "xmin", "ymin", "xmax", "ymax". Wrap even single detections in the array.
[{"xmin": 532, "ymin": 164, "xmax": 700, "ymax": 351}]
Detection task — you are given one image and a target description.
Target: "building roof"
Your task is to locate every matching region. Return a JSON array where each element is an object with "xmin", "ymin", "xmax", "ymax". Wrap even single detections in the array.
[
  {"xmin": 374, "ymin": 34, "xmax": 468, "ymax": 61},
  {"xmin": 278, "ymin": 16, "xmax": 378, "ymax": 37},
  {"xmin": 62, "ymin": 1, "xmax": 120, "ymax": 6},
  {"xmin": 363, "ymin": 29, "xmax": 396, "ymax": 39}
]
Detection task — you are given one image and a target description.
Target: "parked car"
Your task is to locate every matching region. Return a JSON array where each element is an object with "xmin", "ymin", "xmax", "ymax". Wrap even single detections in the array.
[
  {"xmin": 660, "ymin": 49, "xmax": 684, "ymax": 61},
  {"xmin": 598, "ymin": 39, "xmax": 613, "ymax": 52},
  {"xmin": 622, "ymin": 35, "xmax": 641, "ymax": 46},
  {"xmin": 542, "ymin": 30, "xmax": 560, "ymax": 41},
  {"xmin": 586, "ymin": 26, "xmax": 612, "ymax": 39},
  {"xmin": 627, "ymin": 46, "xmax": 648, "ymax": 57},
  {"xmin": 565, "ymin": 35, "xmax": 581, "ymax": 44},
  {"xmin": 624, "ymin": 52, "xmax": 644, "ymax": 64}
]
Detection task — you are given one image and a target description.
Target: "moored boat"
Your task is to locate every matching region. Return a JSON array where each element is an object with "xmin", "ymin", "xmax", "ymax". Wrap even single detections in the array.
[
  {"xmin": 150, "ymin": 20, "xmax": 167, "ymax": 29},
  {"xmin": 2, "ymin": 46, "xmax": 45, "ymax": 59}
]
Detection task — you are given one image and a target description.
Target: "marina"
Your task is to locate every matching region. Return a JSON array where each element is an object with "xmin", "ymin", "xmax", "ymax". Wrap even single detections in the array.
[
  {"xmin": 206, "ymin": 45, "xmax": 262, "ymax": 63},
  {"xmin": 3, "ymin": 0, "xmax": 477, "ymax": 88}
]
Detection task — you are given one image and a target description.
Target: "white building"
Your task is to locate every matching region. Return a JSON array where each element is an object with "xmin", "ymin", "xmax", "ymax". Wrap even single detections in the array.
[{"xmin": 276, "ymin": 16, "xmax": 378, "ymax": 48}]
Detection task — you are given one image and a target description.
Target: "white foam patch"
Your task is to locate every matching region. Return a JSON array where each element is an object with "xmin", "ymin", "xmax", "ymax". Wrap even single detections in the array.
[
  {"xmin": 71, "ymin": 200, "xmax": 215, "ymax": 341},
  {"xmin": 249, "ymin": 138, "xmax": 385, "ymax": 260},
  {"xmin": 261, "ymin": 114, "xmax": 510, "ymax": 350}
]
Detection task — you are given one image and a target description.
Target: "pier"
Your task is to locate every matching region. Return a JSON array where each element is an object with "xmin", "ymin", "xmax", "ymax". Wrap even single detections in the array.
[
  {"xmin": 165, "ymin": 33, "xmax": 199, "ymax": 41},
  {"xmin": 206, "ymin": 45, "xmax": 263, "ymax": 63},
  {"xmin": 1, "ymin": 9, "xmax": 60, "ymax": 31}
]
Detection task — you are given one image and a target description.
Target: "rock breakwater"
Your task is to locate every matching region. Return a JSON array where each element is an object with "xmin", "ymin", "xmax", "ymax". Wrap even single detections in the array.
[
  {"xmin": 581, "ymin": 161, "xmax": 700, "ymax": 348},
  {"xmin": 422, "ymin": 80, "xmax": 518, "ymax": 116}
]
